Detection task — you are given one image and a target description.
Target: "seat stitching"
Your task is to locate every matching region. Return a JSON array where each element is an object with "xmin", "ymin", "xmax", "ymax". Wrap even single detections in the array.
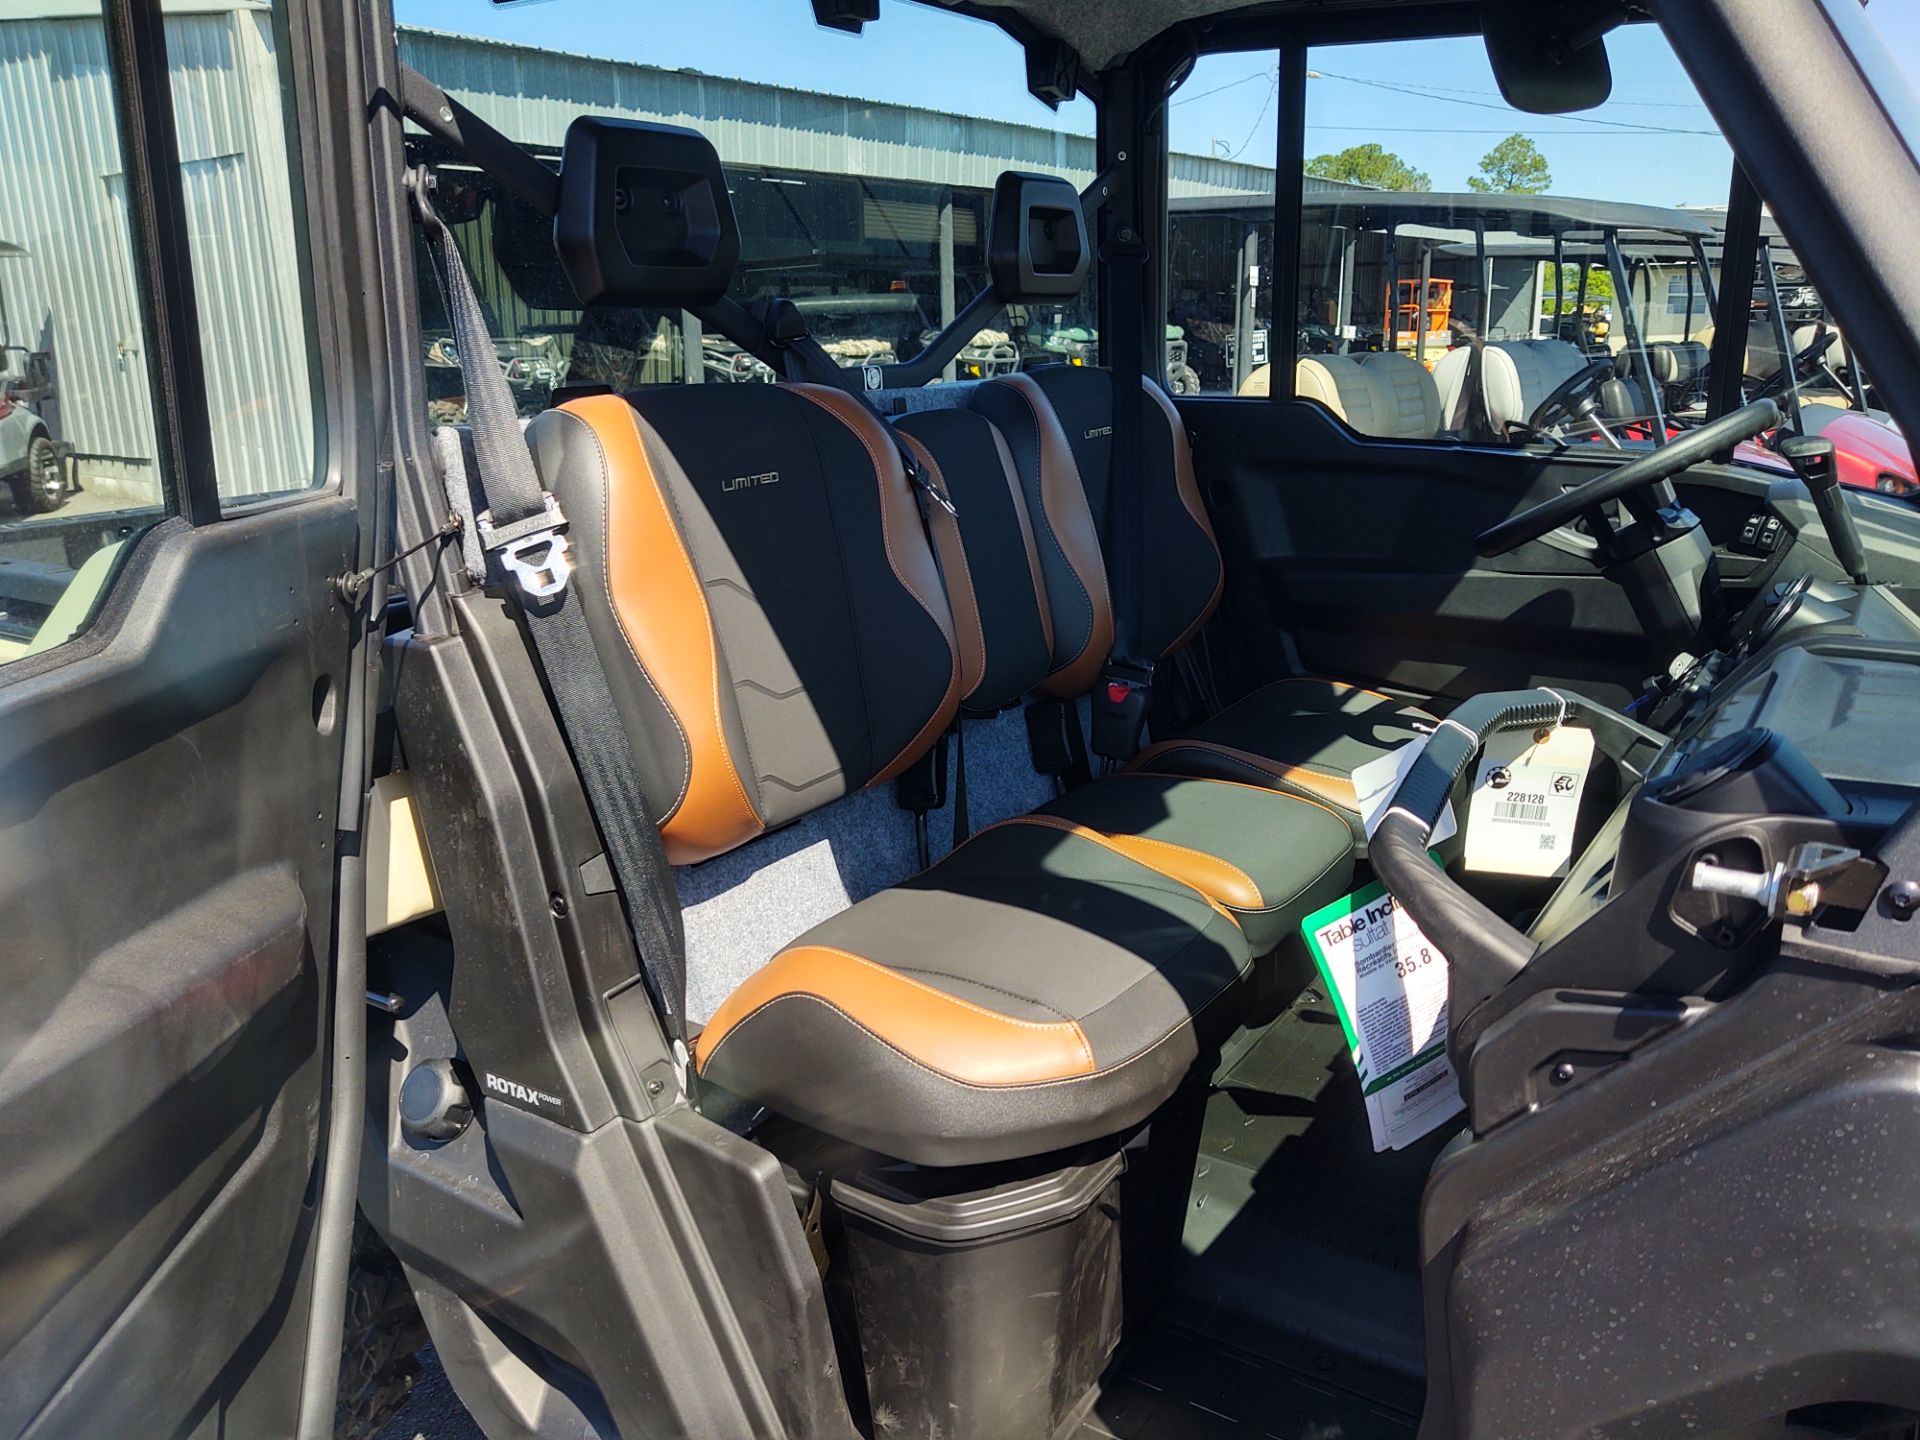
[
  {"xmin": 760, "ymin": 944, "xmax": 1095, "ymax": 1052},
  {"xmin": 998, "ymin": 379, "xmax": 1102, "ymax": 683},
  {"xmin": 1093, "ymin": 832, "xmax": 1262, "ymax": 906},
  {"xmin": 630, "ymin": 405, "xmax": 762, "ymax": 825},
  {"xmin": 883, "ymin": 964, "xmax": 1077, "ymax": 1022},
  {"xmin": 704, "ymin": 983, "xmax": 1235, "ymax": 1092},
  {"xmin": 1103, "ymin": 771, "xmax": 1353, "ymax": 830},
  {"xmin": 903, "ymin": 431, "xmax": 988, "ymax": 696},
  {"xmin": 788, "ymin": 386, "xmax": 960, "ymax": 779},
  {"xmin": 1239, "ymin": 674, "xmax": 1436, "ymax": 715},
  {"xmin": 551, "ymin": 407, "xmax": 693, "ymax": 820},
  {"xmin": 1074, "ymin": 920, "xmax": 1253, "ymax": 1059},
  {"xmin": 1134, "ymin": 741, "xmax": 1359, "ymax": 811},
  {"xmin": 988, "ymin": 815, "xmax": 1242, "ymax": 927}
]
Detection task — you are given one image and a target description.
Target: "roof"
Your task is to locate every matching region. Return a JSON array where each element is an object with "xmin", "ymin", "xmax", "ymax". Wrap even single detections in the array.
[
  {"xmin": 956, "ymin": 0, "xmax": 1475, "ymax": 71},
  {"xmin": 1169, "ymin": 189, "xmax": 1717, "ymax": 238}
]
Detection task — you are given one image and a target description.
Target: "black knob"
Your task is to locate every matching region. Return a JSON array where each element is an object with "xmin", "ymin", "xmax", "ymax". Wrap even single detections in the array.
[{"xmin": 400, "ymin": 1058, "xmax": 472, "ymax": 1142}]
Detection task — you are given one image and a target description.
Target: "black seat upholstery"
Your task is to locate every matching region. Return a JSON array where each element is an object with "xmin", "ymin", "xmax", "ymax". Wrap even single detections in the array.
[
  {"xmin": 528, "ymin": 381, "xmax": 1278, "ymax": 1167},
  {"xmin": 965, "ymin": 364, "xmax": 1438, "ymax": 853},
  {"xmin": 896, "ymin": 399, "xmax": 1359, "ymax": 953}
]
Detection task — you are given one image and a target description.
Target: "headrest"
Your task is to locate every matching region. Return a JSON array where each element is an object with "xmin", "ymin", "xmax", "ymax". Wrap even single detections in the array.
[
  {"xmin": 987, "ymin": 171, "xmax": 1090, "ymax": 302},
  {"xmin": 553, "ymin": 116, "xmax": 739, "ymax": 307}
]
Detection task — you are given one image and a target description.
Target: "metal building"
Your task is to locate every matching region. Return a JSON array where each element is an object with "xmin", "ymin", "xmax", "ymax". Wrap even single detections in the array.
[{"xmin": 0, "ymin": 0, "xmax": 313, "ymax": 505}]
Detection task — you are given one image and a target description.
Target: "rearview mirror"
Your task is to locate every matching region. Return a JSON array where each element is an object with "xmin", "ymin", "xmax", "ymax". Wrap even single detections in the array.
[{"xmin": 1480, "ymin": 0, "xmax": 1620, "ymax": 115}]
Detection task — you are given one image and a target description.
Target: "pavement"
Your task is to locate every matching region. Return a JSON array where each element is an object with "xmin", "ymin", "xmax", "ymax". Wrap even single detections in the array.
[
  {"xmin": 375, "ymin": 1349, "xmax": 486, "ymax": 1440},
  {"xmin": 0, "ymin": 484, "xmax": 136, "ymax": 528}
]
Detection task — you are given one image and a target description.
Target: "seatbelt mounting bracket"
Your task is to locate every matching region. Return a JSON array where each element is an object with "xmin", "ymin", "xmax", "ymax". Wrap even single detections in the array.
[{"xmin": 479, "ymin": 493, "xmax": 572, "ymax": 599}]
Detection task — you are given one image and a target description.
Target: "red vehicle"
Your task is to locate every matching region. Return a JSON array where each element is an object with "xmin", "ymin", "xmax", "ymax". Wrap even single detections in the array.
[{"xmin": 1736, "ymin": 407, "xmax": 1914, "ymax": 499}]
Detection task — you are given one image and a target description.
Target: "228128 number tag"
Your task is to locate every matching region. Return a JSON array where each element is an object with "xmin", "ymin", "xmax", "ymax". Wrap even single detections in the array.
[{"xmin": 1462, "ymin": 724, "xmax": 1595, "ymax": 879}]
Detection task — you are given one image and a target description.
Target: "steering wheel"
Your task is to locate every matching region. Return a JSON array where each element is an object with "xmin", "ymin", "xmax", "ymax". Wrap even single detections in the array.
[
  {"xmin": 1751, "ymin": 327, "xmax": 1839, "ymax": 402},
  {"xmin": 1476, "ymin": 398, "xmax": 1781, "ymax": 558},
  {"xmin": 1367, "ymin": 689, "xmax": 1668, "ymax": 1066},
  {"xmin": 1528, "ymin": 358, "xmax": 1617, "ymax": 435}
]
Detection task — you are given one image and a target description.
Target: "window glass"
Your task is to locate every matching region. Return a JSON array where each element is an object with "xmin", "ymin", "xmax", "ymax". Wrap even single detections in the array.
[
  {"xmin": 1165, "ymin": 51, "xmax": 1279, "ymax": 395},
  {"xmin": 395, "ymin": 0, "xmax": 1100, "ymax": 417},
  {"xmin": 1275, "ymin": 25, "xmax": 1735, "ymax": 448},
  {"xmin": 164, "ymin": 4, "xmax": 320, "ymax": 504},
  {"xmin": 0, "ymin": 2, "xmax": 167, "ymax": 665}
]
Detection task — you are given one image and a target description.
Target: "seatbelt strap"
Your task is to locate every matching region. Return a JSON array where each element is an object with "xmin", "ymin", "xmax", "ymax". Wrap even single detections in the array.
[
  {"xmin": 762, "ymin": 304, "xmax": 958, "ymax": 525},
  {"xmin": 1089, "ymin": 218, "xmax": 1154, "ymax": 765},
  {"xmin": 1446, "ymin": 317, "xmax": 1488, "ymax": 440},
  {"xmin": 411, "ymin": 170, "xmax": 693, "ymax": 1068},
  {"xmin": 950, "ymin": 714, "xmax": 971, "ymax": 848}
]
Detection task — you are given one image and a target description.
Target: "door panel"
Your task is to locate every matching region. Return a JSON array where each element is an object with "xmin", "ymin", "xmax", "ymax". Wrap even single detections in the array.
[
  {"xmin": 1180, "ymin": 397, "xmax": 1834, "ymax": 708},
  {"xmin": 0, "ymin": 500, "xmax": 355, "ymax": 1437}
]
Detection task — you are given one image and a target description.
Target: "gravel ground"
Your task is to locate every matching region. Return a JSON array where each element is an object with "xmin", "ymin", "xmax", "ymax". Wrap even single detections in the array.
[{"xmin": 375, "ymin": 1349, "xmax": 486, "ymax": 1440}]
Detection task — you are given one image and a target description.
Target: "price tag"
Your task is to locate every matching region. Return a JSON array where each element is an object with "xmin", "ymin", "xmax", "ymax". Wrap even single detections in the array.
[
  {"xmin": 1463, "ymin": 724, "xmax": 1594, "ymax": 878},
  {"xmin": 1300, "ymin": 877, "xmax": 1465, "ymax": 1152}
]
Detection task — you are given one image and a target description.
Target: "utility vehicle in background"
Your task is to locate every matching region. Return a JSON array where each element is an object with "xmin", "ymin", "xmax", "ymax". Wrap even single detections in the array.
[{"xmin": 6, "ymin": 3, "xmax": 1920, "ymax": 1440}]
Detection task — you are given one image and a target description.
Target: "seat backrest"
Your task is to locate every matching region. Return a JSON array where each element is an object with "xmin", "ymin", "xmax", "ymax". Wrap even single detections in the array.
[
  {"xmin": 1432, "ymin": 338, "xmax": 1587, "ymax": 431},
  {"xmin": 526, "ymin": 383, "xmax": 961, "ymax": 864},
  {"xmin": 971, "ymin": 366, "xmax": 1222, "ymax": 694},
  {"xmin": 1294, "ymin": 354, "xmax": 1379, "ymax": 431},
  {"xmin": 1294, "ymin": 352, "xmax": 1441, "ymax": 440},
  {"xmin": 894, "ymin": 406, "xmax": 1055, "ymax": 714},
  {"xmin": 1352, "ymin": 351, "xmax": 1442, "ymax": 438}
]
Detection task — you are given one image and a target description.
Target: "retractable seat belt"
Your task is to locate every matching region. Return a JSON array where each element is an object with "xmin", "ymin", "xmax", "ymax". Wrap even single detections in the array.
[
  {"xmin": 412, "ymin": 175, "xmax": 694, "ymax": 1078},
  {"xmin": 1090, "ymin": 219, "xmax": 1155, "ymax": 766}
]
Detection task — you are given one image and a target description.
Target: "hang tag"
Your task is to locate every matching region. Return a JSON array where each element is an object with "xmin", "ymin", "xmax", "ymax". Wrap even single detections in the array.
[
  {"xmin": 1301, "ymin": 877, "xmax": 1465, "ymax": 1152},
  {"xmin": 1463, "ymin": 724, "xmax": 1594, "ymax": 878},
  {"xmin": 1352, "ymin": 736, "xmax": 1458, "ymax": 846}
]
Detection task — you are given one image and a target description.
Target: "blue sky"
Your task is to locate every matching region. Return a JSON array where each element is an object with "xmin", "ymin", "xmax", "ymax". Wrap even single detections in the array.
[{"xmin": 397, "ymin": 0, "xmax": 1920, "ymax": 209}]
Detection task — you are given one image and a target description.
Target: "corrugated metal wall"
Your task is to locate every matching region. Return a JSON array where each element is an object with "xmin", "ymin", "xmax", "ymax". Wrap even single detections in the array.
[
  {"xmin": 0, "ymin": 3, "xmax": 313, "ymax": 500},
  {"xmin": 0, "ymin": 14, "xmax": 158, "ymax": 469},
  {"xmin": 166, "ymin": 7, "xmax": 314, "ymax": 498},
  {"xmin": 397, "ymin": 27, "xmax": 1280, "ymax": 200}
]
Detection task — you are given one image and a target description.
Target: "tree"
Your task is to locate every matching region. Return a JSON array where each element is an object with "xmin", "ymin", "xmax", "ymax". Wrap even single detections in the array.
[
  {"xmin": 1306, "ymin": 143, "xmax": 1431, "ymax": 192},
  {"xmin": 1539, "ymin": 262, "xmax": 1614, "ymax": 316},
  {"xmin": 1467, "ymin": 134, "xmax": 1551, "ymax": 194}
]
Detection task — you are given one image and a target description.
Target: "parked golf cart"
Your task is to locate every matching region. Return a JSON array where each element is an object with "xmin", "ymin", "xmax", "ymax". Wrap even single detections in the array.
[{"xmin": 13, "ymin": 3, "xmax": 1920, "ymax": 1440}]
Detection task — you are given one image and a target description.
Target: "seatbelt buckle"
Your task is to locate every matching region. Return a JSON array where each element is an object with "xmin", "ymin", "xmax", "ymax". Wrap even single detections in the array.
[
  {"xmin": 904, "ymin": 452, "xmax": 958, "ymax": 518},
  {"xmin": 1090, "ymin": 659, "xmax": 1154, "ymax": 763},
  {"xmin": 478, "ymin": 493, "xmax": 572, "ymax": 599}
]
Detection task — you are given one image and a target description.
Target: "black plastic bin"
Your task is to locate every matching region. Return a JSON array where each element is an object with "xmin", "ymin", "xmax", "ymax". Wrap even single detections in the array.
[{"xmin": 832, "ymin": 1150, "xmax": 1126, "ymax": 1440}]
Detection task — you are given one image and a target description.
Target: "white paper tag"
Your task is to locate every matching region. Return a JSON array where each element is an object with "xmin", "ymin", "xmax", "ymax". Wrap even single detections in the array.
[
  {"xmin": 1352, "ymin": 736, "xmax": 1458, "ymax": 846},
  {"xmin": 1463, "ymin": 724, "xmax": 1595, "ymax": 878},
  {"xmin": 1301, "ymin": 878, "xmax": 1465, "ymax": 1152}
]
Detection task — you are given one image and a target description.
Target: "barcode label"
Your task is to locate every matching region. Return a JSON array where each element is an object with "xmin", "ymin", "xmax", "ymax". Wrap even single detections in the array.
[{"xmin": 1492, "ymin": 800, "xmax": 1549, "ymax": 824}]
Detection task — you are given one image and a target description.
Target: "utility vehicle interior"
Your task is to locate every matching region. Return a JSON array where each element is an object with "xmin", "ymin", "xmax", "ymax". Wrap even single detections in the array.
[{"xmin": 6, "ymin": 2, "xmax": 1920, "ymax": 1439}]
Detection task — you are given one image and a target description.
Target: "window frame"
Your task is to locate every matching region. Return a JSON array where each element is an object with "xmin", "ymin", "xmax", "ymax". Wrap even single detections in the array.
[{"xmin": 1150, "ymin": 15, "xmax": 1762, "ymax": 451}]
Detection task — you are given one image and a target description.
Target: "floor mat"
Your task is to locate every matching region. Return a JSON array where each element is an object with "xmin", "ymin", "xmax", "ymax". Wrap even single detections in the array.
[
  {"xmin": 1066, "ymin": 1325, "xmax": 1417, "ymax": 1440},
  {"xmin": 1154, "ymin": 948, "xmax": 1463, "ymax": 1419}
]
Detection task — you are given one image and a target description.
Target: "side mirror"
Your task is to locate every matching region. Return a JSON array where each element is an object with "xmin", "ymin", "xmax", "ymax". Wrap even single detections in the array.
[
  {"xmin": 987, "ymin": 172, "xmax": 1090, "ymax": 304},
  {"xmin": 1480, "ymin": 0, "xmax": 1620, "ymax": 115}
]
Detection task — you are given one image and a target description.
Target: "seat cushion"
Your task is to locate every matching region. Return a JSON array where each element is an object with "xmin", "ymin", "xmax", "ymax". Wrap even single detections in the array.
[
  {"xmin": 1130, "ymin": 677, "xmax": 1436, "ymax": 852},
  {"xmin": 1039, "ymin": 774, "xmax": 1355, "ymax": 954},
  {"xmin": 693, "ymin": 819, "xmax": 1252, "ymax": 1165}
]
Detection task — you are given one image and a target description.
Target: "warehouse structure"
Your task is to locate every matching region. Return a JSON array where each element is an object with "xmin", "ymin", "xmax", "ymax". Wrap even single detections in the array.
[{"xmin": 1, "ymin": 6, "xmax": 1342, "ymax": 504}]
